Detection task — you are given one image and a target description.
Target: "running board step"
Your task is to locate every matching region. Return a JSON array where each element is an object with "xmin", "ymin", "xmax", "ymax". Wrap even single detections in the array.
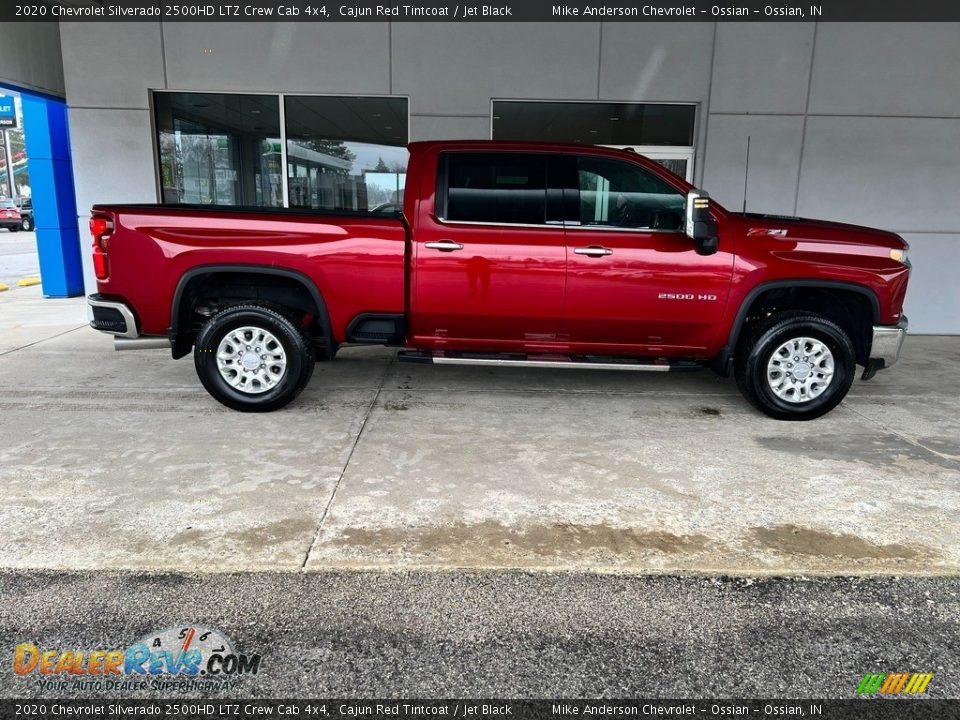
[{"xmin": 397, "ymin": 351, "xmax": 702, "ymax": 372}]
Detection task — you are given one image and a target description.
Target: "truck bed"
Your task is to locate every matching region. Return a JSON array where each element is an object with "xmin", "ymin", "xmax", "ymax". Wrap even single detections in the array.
[{"xmin": 90, "ymin": 203, "xmax": 407, "ymax": 341}]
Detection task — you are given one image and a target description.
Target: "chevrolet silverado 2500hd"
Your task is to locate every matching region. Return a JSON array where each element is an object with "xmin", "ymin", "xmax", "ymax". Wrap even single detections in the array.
[{"xmin": 86, "ymin": 141, "xmax": 910, "ymax": 420}]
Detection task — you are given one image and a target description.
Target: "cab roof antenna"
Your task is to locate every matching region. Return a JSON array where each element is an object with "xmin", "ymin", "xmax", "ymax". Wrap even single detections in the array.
[{"xmin": 742, "ymin": 135, "xmax": 751, "ymax": 214}]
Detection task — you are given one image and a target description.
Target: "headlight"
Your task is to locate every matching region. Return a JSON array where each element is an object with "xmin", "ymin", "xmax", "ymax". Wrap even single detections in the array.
[{"xmin": 890, "ymin": 248, "xmax": 909, "ymax": 265}]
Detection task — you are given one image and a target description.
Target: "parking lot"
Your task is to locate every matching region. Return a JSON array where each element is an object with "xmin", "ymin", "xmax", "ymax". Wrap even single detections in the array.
[
  {"xmin": 0, "ymin": 230, "xmax": 39, "ymax": 287},
  {"xmin": 0, "ymin": 285, "xmax": 958, "ymax": 576}
]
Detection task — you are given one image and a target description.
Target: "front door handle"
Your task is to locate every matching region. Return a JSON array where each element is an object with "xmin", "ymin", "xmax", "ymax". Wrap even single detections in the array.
[
  {"xmin": 424, "ymin": 241, "xmax": 464, "ymax": 252},
  {"xmin": 574, "ymin": 245, "xmax": 613, "ymax": 257}
]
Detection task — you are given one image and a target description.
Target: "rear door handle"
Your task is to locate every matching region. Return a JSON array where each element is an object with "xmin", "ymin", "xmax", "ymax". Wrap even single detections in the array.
[
  {"xmin": 424, "ymin": 241, "xmax": 464, "ymax": 252},
  {"xmin": 574, "ymin": 246, "xmax": 613, "ymax": 257}
]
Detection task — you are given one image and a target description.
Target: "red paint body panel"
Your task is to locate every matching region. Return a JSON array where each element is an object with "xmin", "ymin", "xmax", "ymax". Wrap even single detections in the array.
[
  {"xmin": 91, "ymin": 208, "xmax": 406, "ymax": 340},
  {"xmin": 93, "ymin": 140, "xmax": 910, "ymax": 359},
  {"xmin": 561, "ymin": 226, "xmax": 735, "ymax": 354}
]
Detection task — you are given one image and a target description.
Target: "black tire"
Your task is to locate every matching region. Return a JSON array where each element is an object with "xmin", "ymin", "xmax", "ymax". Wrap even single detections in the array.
[
  {"xmin": 21, "ymin": 217, "xmax": 33, "ymax": 231},
  {"xmin": 194, "ymin": 304, "xmax": 314, "ymax": 412},
  {"xmin": 8, "ymin": 226, "xmax": 18, "ymax": 233},
  {"xmin": 734, "ymin": 311, "xmax": 855, "ymax": 421}
]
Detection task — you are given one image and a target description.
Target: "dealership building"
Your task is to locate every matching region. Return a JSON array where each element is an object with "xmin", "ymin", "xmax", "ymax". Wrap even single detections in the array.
[{"xmin": 0, "ymin": 20, "xmax": 957, "ymax": 333}]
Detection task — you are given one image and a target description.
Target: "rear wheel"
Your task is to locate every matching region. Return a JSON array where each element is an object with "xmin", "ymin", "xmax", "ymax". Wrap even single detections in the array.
[
  {"xmin": 7, "ymin": 225, "xmax": 18, "ymax": 233},
  {"xmin": 734, "ymin": 312, "xmax": 855, "ymax": 420},
  {"xmin": 21, "ymin": 217, "xmax": 33, "ymax": 231},
  {"xmin": 194, "ymin": 304, "xmax": 314, "ymax": 412}
]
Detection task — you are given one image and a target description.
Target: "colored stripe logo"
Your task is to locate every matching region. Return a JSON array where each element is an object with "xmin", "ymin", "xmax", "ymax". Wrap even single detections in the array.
[{"xmin": 856, "ymin": 672, "xmax": 934, "ymax": 695}]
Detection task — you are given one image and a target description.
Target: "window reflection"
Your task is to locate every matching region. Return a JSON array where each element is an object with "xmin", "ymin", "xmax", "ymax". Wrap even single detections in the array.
[
  {"xmin": 155, "ymin": 92, "xmax": 282, "ymax": 207},
  {"xmin": 283, "ymin": 96, "xmax": 408, "ymax": 212},
  {"xmin": 154, "ymin": 93, "xmax": 409, "ymax": 211}
]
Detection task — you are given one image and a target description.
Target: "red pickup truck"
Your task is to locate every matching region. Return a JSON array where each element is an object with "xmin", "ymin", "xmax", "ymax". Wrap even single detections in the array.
[{"xmin": 87, "ymin": 141, "xmax": 910, "ymax": 420}]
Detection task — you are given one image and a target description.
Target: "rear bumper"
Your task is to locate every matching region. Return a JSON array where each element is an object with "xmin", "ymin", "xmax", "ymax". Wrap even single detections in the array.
[
  {"xmin": 869, "ymin": 316, "xmax": 908, "ymax": 369},
  {"xmin": 0, "ymin": 219, "xmax": 20, "ymax": 229},
  {"xmin": 87, "ymin": 294, "xmax": 139, "ymax": 338},
  {"xmin": 88, "ymin": 294, "xmax": 172, "ymax": 350}
]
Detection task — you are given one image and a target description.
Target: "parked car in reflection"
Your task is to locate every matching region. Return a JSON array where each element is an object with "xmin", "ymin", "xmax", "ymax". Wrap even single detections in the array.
[
  {"xmin": 0, "ymin": 199, "xmax": 22, "ymax": 232},
  {"xmin": 12, "ymin": 197, "xmax": 34, "ymax": 231},
  {"xmin": 371, "ymin": 201, "xmax": 402, "ymax": 215}
]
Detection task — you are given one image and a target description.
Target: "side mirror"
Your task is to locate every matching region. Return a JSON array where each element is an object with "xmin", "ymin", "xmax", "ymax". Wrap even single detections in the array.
[{"xmin": 685, "ymin": 190, "xmax": 719, "ymax": 256}]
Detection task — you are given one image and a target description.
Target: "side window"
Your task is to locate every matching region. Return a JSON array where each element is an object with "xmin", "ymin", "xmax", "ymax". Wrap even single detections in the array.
[
  {"xmin": 575, "ymin": 156, "xmax": 685, "ymax": 230},
  {"xmin": 444, "ymin": 153, "xmax": 546, "ymax": 225}
]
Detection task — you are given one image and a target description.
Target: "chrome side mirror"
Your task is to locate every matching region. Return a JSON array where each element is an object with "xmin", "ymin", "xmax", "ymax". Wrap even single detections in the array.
[{"xmin": 685, "ymin": 190, "xmax": 719, "ymax": 256}]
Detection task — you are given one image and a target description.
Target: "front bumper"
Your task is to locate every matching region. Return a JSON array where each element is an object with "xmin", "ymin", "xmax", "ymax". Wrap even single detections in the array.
[{"xmin": 869, "ymin": 316, "xmax": 908, "ymax": 369}]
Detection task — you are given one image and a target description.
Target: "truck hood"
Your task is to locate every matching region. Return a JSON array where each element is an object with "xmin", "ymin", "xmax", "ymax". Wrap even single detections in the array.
[{"xmin": 737, "ymin": 212, "xmax": 907, "ymax": 250}]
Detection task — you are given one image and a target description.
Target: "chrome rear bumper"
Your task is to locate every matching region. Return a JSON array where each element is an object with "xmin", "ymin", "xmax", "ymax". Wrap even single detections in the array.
[
  {"xmin": 870, "ymin": 316, "xmax": 908, "ymax": 369},
  {"xmin": 88, "ymin": 294, "xmax": 172, "ymax": 350},
  {"xmin": 88, "ymin": 294, "xmax": 139, "ymax": 338}
]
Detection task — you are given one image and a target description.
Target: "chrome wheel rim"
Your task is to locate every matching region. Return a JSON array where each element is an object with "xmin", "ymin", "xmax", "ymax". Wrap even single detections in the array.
[
  {"xmin": 216, "ymin": 326, "xmax": 287, "ymax": 395},
  {"xmin": 766, "ymin": 336, "xmax": 835, "ymax": 404}
]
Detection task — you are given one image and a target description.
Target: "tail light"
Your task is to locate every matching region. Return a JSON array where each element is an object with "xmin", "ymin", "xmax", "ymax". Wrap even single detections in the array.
[{"xmin": 90, "ymin": 215, "xmax": 114, "ymax": 280}]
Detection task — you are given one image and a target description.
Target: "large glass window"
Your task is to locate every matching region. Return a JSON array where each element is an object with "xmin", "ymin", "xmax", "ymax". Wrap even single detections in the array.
[
  {"xmin": 154, "ymin": 92, "xmax": 408, "ymax": 212},
  {"xmin": 443, "ymin": 153, "xmax": 546, "ymax": 225},
  {"xmin": 575, "ymin": 156, "xmax": 685, "ymax": 230},
  {"xmin": 492, "ymin": 101, "xmax": 696, "ymax": 182},
  {"xmin": 284, "ymin": 96, "xmax": 408, "ymax": 213},
  {"xmin": 154, "ymin": 92, "xmax": 283, "ymax": 207}
]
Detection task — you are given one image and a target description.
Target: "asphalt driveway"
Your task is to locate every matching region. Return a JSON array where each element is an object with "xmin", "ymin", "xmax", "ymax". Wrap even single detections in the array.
[{"xmin": 2, "ymin": 570, "xmax": 958, "ymax": 699}]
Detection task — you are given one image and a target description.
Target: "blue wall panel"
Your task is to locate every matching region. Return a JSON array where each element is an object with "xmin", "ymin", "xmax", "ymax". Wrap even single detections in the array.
[{"xmin": 20, "ymin": 93, "xmax": 84, "ymax": 297}]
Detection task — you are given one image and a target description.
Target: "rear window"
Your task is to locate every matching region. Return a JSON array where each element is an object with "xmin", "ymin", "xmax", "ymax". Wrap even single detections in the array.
[
  {"xmin": 443, "ymin": 152, "xmax": 546, "ymax": 225},
  {"xmin": 0, "ymin": 200, "xmax": 15, "ymax": 209}
]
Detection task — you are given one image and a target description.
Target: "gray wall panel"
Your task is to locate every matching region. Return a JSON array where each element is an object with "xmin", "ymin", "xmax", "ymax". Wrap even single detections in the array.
[
  {"xmin": 710, "ymin": 23, "xmax": 814, "ymax": 114},
  {"xmin": 797, "ymin": 116, "xmax": 960, "ymax": 232},
  {"xmin": 809, "ymin": 23, "xmax": 960, "ymax": 118},
  {"xmin": 76, "ymin": 212, "xmax": 95, "ymax": 297},
  {"xmin": 68, "ymin": 108, "xmax": 156, "ymax": 215},
  {"xmin": 701, "ymin": 115, "xmax": 805, "ymax": 216},
  {"xmin": 410, "ymin": 115, "xmax": 490, "ymax": 141},
  {"xmin": 900, "ymin": 234, "xmax": 958, "ymax": 335},
  {"xmin": 163, "ymin": 23, "xmax": 390, "ymax": 94},
  {"xmin": 599, "ymin": 22, "xmax": 714, "ymax": 103},
  {"xmin": 60, "ymin": 22, "xmax": 164, "ymax": 109},
  {"xmin": 392, "ymin": 23, "xmax": 600, "ymax": 115},
  {"xmin": 0, "ymin": 22, "xmax": 64, "ymax": 97}
]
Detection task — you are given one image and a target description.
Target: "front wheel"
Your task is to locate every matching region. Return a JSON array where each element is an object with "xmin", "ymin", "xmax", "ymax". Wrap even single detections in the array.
[
  {"xmin": 21, "ymin": 217, "xmax": 33, "ymax": 231},
  {"xmin": 194, "ymin": 304, "xmax": 314, "ymax": 412},
  {"xmin": 734, "ymin": 312, "xmax": 855, "ymax": 420}
]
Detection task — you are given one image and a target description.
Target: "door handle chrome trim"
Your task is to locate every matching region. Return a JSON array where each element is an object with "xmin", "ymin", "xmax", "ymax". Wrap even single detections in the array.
[
  {"xmin": 574, "ymin": 246, "xmax": 613, "ymax": 257},
  {"xmin": 424, "ymin": 241, "xmax": 464, "ymax": 252}
]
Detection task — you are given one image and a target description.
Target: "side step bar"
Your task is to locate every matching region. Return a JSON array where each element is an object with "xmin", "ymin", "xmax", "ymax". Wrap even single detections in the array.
[{"xmin": 397, "ymin": 351, "xmax": 701, "ymax": 372}]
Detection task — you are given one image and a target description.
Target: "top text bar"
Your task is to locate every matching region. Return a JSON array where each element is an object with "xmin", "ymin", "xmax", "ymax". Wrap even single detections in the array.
[{"xmin": 4, "ymin": 0, "xmax": 960, "ymax": 22}]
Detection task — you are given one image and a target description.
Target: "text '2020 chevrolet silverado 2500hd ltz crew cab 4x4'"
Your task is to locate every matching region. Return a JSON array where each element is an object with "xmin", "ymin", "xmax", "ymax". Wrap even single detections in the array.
[{"xmin": 86, "ymin": 141, "xmax": 910, "ymax": 420}]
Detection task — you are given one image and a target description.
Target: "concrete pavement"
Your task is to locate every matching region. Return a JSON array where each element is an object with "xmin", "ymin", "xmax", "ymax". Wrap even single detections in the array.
[
  {"xmin": 0, "ymin": 230, "xmax": 40, "ymax": 288},
  {"xmin": 0, "ymin": 285, "xmax": 957, "ymax": 575}
]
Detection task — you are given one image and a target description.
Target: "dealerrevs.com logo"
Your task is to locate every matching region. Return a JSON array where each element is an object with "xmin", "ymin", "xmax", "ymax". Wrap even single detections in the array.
[{"xmin": 13, "ymin": 625, "xmax": 262, "ymax": 693}]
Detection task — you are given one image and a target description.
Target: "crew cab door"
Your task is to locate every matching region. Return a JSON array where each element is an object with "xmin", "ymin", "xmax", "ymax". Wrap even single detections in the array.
[
  {"xmin": 410, "ymin": 151, "xmax": 566, "ymax": 349},
  {"xmin": 559, "ymin": 154, "xmax": 734, "ymax": 352}
]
